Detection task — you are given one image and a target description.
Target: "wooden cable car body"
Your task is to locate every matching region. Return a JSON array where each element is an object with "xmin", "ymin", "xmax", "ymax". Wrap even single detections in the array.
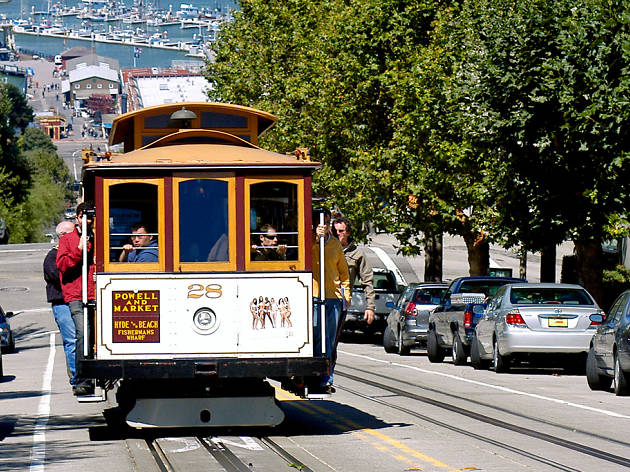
[{"xmin": 79, "ymin": 102, "xmax": 327, "ymax": 428}]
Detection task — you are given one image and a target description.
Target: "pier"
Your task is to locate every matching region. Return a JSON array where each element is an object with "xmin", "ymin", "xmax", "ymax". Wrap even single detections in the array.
[{"xmin": 11, "ymin": 26, "xmax": 203, "ymax": 54}]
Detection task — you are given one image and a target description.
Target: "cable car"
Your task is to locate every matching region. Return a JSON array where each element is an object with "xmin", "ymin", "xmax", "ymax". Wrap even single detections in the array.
[{"xmin": 78, "ymin": 102, "xmax": 328, "ymax": 428}]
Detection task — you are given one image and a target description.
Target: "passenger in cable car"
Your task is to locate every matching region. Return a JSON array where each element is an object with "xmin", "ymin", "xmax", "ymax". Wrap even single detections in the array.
[
  {"xmin": 252, "ymin": 224, "xmax": 287, "ymax": 261},
  {"xmin": 118, "ymin": 222, "xmax": 158, "ymax": 262},
  {"xmin": 311, "ymin": 208, "xmax": 351, "ymax": 393}
]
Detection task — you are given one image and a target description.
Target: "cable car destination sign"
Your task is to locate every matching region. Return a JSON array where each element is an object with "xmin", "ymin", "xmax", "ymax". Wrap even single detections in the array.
[{"xmin": 112, "ymin": 290, "xmax": 160, "ymax": 342}]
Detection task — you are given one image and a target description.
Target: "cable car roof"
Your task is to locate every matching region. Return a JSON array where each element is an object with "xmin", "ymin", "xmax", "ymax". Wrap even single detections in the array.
[
  {"xmin": 84, "ymin": 141, "xmax": 320, "ymax": 171},
  {"xmin": 108, "ymin": 102, "xmax": 278, "ymax": 151}
]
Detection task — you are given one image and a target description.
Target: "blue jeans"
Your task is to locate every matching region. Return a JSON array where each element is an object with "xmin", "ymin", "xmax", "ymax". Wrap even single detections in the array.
[
  {"xmin": 313, "ymin": 298, "xmax": 342, "ymax": 385},
  {"xmin": 52, "ymin": 303, "xmax": 77, "ymax": 385}
]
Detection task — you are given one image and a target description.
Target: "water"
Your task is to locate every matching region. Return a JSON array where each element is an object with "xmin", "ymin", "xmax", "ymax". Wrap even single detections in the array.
[{"xmin": 0, "ymin": 0, "xmax": 238, "ymax": 67}]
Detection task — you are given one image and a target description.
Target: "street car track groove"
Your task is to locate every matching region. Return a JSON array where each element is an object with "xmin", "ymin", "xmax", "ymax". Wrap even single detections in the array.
[
  {"xmin": 147, "ymin": 439, "xmax": 175, "ymax": 472},
  {"xmin": 258, "ymin": 437, "xmax": 315, "ymax": 472},
  {"xmin": 195, "ymin": 436, "xmax": 314, "ymax": 472},
  {"xmin": 338, "ymin": 362, "xmax": 630, "ymax": 449},
  {"xmin": 198, "ymin": 437, "xmax": 252, "ymax": 472},
  {"xmin": 335, "ymin": 368, "xmax": 630, "ymax": 469}
]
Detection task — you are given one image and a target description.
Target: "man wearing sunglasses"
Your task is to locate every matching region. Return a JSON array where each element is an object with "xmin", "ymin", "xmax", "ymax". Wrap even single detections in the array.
[{"xmin": 252, "ymin": 224, "xmax": 287, "ymax": 261}]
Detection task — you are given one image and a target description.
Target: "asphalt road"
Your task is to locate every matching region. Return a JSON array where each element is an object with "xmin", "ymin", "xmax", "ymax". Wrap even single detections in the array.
[{"xmin": 3, "ymin": 241, "xmax": 626, "ymax": 472}]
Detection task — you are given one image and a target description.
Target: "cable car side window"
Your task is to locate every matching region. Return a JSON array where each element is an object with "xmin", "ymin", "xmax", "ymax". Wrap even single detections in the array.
[
  {"xmin": 247, "ymin": 180, "xmax": 301, "ymax": 268},
  {"xmin": 179, "ymin": 179, "xmax": 229, "ymax": 262},
  {"xmin": 106, "ymin": 180, "xmax": 163, "ymax": 270}
]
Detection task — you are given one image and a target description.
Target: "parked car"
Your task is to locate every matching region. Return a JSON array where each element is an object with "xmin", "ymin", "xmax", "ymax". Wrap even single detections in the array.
[
  {"xmin": 427, "ymin": 276, "xmax": 526, "ymax": 364},
  {"xmin": 383, "ymin": 282, "xmax": 448, "ymax": 355},
  {"xmin": 472, "ymin": 283, "xmax": 602, "ymax": 373},
  {"xmin": 64, "ymin": 207, "xmax": 77, "ymax": 220},
  {"xmin": 586, "ymin": 289, "xmax": 630, "ymax": 395},
  {"xmin": 344, "ymin": 268, "xmax": 403, "ymax": 336},
  {"xmin": 0, "ymin": 305, "xmax": 15, "ymax": 353},
  {"xmin": 0, "ymin": 217, "xmax": 8, "ymax": 244}
]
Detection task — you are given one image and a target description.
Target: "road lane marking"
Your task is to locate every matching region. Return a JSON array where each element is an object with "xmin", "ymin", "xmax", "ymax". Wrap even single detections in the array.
[
  {"xmin": 275, "ymin": 388, "xmax": 458, "ymax": 471},
  {"xmin": 29, "ymin": 333, "xmax": 55, "ymax": 472},
  {"xmin": 368, "ymin": 246, "xmax": 407, "ymax": 286},
  {"xmin": 340, "ymin": 350, "xmax": 630, "ymax": 419}
]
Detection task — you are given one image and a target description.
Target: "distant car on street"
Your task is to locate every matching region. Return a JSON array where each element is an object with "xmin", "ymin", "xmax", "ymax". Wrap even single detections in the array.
[
  {"xmin": 383, "ymin": 282, "xmax": 448, "ymax": 355},
  {"xmin": 64, "ymin": 207, "xmax": 76, "ymax": 220},
  {"xmin": 0, "ymin": 305, "xmax": 15, "ymax": 353},
  {"xmin": 472, "ymin": 283, "xmax": 602, "ymax": 373},
  {"xmin": 344, "ymin": 268, "xmax": 403, "ymax": 336},
  {"xmin": 0, "ymin": 217, "xmax": 8, "ymax": 244},
  {"xmin": 587, "ymin": 289, "xmax": 630, "ymax": 395}
]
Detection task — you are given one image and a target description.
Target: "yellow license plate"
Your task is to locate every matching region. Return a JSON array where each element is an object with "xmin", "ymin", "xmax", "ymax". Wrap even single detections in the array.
[{"xmin": 548, "ymin": 318, "xmax": 568, "ymax": 327}]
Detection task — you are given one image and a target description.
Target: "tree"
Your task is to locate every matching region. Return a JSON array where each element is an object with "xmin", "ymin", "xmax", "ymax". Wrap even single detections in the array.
[
  {"xmin": 207, "ymin": 0, "xmax": 456, "ymax": 260},
  {"xmin": 443, "ymin": 0, "xmax": 630, "ymax": 301},
  {"xmin": 0, "ymin": 84, "xmax": 32, "ymax": 207}
]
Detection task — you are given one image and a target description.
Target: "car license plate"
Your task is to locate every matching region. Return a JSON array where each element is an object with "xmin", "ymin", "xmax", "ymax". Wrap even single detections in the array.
[{"xmin": 548, "ymin": 318, "xmax": 568, "ymax": 327}]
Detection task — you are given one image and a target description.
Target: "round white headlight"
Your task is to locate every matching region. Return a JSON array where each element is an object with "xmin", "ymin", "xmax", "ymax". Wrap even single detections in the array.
[{"xmin": 192, "ymin": 308, "xmax": 220, "ymax": 335}]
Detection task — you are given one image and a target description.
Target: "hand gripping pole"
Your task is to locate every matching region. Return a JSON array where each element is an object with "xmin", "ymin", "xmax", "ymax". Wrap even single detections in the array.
[
  {"xmin": 81, "ymin": 213, "xmax": 88, "ymax": 357},
  {"xmin": 319, "ymin": 212, "xmax": 326, "ymax": 355}
]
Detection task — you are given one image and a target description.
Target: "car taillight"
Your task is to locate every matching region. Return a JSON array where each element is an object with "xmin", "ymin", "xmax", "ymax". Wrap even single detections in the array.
[
  {"xmin": 589, "ymin": 313, "xmax": 602, "ymax": 327},
  {"xmin": 405, "ymin": 302, "xmax": 416, "ymax": 317},
  {"xmin": 505, "ymin": 311, "xmax": 526, "ymax": 325},
  {"xmin": 463, "ymin": 309, "xmax": 473, "ymax": 328}
]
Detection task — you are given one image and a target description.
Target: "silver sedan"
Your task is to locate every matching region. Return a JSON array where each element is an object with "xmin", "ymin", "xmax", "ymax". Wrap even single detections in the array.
[{"xmin": 471, "ymin": 283, "xmax": 603, "ymax": 372}]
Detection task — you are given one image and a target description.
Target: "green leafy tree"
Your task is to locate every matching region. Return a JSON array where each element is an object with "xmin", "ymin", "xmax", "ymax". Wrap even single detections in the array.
[
  {"xmin": 208, "ymin": 0, "xmax": 454, "ymax": 259},
  {"xmin": 444, "ymin": 0, "xmax": 630, "ymax": 301},
  {"xmin": 0, "ymin": 84, "xmax": 32, "ymax": 207},
  {"xmin": 0, "ymin": 116, "xmax": 70, "ymax": 243}
]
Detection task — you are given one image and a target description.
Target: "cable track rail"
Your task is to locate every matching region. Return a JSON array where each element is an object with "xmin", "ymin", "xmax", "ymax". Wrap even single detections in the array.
[
  {"xmin": 338, "ymin": 362, "xmax": 630, "ymax": 450},
  {"xmin": 335, "ymin": 366, "xmax": 630, "ymax": 469},
  {"xmin": 145, "ymin": 436, "xmax": 313, "ymax": 472}
]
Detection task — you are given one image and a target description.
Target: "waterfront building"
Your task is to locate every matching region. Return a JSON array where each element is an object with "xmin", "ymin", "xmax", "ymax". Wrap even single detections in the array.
[
  {"xmin": 63, "ymin": 54, "xmax": 120, "ymax": 109},
  {"xmin": 65, "ymin": 51, "xmax": 120, "ymax": 72},
  {"xmin": 120, "ymin": 66, "xmax": 211, "ymax": 112},
  {"xmin": 35, "ymin": 112, "xmax": 66, "ymax": 140}
]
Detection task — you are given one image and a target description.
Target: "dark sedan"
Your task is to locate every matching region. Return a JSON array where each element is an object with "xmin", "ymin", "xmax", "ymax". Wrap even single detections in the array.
[
  {"xmin": 587, "ymin": 289, "xmax": 630, "ymax": 395},
  {"xmin": 383, "ymin": 282, "xmax": 448, "ymax": 355}
]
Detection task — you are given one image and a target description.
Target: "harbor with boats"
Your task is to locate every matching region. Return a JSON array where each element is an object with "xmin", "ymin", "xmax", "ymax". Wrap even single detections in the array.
[{"xmin": 0, "ymin": 0, "xmax": 237, "ymax": 65}]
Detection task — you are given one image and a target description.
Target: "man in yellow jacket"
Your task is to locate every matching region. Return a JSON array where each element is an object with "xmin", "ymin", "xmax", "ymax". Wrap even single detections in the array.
[{"xmin": 312, "ymin": 208, "xmax": 351, "ymax": 392}]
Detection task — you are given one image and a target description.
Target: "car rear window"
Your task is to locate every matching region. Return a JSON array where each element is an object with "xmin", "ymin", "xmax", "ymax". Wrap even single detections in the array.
[
  {"xmin": 510, "ymin": 288, "xmax": 594, "ymax": 305},
  {"xmin": 413, "ymin": 288, "xmax": 446, "ymax": 304},
  {"xmin": 459, "ymin": 281, "xmax": 513, "ymax": 297}
]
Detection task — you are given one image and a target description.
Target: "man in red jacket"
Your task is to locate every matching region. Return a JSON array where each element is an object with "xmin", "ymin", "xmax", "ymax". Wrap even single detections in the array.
[{"xmin": 56, "ymin": 201, "xmax": 95, "ymax": 396}]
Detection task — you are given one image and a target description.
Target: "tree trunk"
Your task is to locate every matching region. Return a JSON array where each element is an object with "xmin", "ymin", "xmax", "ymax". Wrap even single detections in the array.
[
  {"xmin": 423, "ymin": 233, "xmax": 443, "ymax": 282},
  {"xmin": 540, "ymin": 244, "xmax": 556, "ymax": 283},
  {"xmin": 519, "ymin": 249, "xmax": 527, "ymax": 280},
  {"xmin": 574, "ymin": 239, "xmax": 604, "ymax": 307},
  {"xmin": 463, "ymin": 231, "xmax": 490, "ymax": 276}
]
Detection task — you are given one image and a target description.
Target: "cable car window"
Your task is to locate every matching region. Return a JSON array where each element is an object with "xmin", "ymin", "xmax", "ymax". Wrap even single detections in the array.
[
  {"xmin": 108, "ymin": 183, "xmax": 159, "ymax": 263},
  {"xmin": 250, "ymin": 182, "xmax": 298, "ymax": 262},
  {"xmin": 179, "ymin": 179, "xmax": 229, "ymax": 262},
  {"xmin": 144, "ymin": 114, "xmax": 171, "ymax": 129},
  {"xmin": 201, "ymin": 112, "xmax": 248, "ymax": 129}
]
